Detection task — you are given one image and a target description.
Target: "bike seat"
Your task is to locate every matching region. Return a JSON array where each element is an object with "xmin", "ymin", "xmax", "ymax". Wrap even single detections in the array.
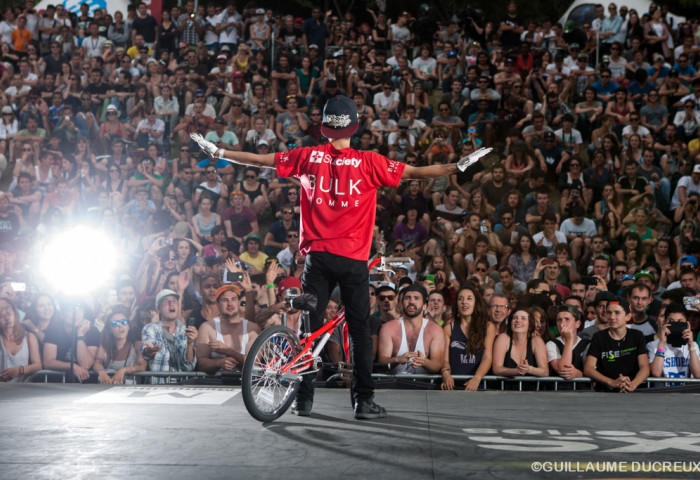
[{"xmin": 288, "ymin": 293, "xmax": 318, "ymax": 312}]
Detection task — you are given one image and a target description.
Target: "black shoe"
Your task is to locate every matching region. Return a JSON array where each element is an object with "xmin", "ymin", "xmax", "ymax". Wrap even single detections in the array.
[
  {"xmin": 354, "ymin": 398, "xmax": 387, "ymax": 420},
  {"xmin": 291, "ymin": 398, "xmax": 312, "ymax": 417}
]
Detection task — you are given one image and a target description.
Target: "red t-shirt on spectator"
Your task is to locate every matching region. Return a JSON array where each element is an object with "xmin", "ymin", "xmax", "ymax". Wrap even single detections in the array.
[{"xmin": 275, "ymin": 144, "xmax": 405, "ymax": 261}]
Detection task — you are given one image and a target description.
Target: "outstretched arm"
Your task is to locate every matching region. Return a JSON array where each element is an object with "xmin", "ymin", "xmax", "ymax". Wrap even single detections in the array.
[
  {"xmin": 191, "ymin": 133, "xmax": 276, "ymax": 169},
  {"xmin": 403, "ymin": 147, "xmax": 491, "ymax": 180}
]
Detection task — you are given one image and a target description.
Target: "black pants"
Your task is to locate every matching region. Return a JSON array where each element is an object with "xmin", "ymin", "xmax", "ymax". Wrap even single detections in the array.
[{"xmin": 298, "ymin": 251, "xmax": 374, "ymax": 403}]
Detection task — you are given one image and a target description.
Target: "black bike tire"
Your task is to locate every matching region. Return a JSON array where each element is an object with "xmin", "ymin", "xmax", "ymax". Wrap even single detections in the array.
[{"xmin": 241, "ymin": 325, "xmax": 302, "ymax": 422}]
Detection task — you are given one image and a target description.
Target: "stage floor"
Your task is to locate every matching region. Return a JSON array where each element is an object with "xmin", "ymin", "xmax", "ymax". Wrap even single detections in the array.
[{"xmin": 1, "ymin": 384, "xmax": 699, "ymax": 479}]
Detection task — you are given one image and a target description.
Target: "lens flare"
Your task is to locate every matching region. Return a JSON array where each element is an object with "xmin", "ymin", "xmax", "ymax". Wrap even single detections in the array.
[{"xmin": 39, "ymin": 226, "xmax": 119, "ymax": 297}]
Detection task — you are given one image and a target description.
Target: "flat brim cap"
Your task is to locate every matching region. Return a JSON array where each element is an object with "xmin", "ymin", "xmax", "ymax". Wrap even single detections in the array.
[{"xmin": 321, "ymin": 95, "xmax": 359, "ymax": 139}]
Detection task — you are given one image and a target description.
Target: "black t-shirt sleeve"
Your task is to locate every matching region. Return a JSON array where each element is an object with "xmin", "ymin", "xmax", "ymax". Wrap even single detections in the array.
[
  {"xmin": 586, "ymin": 330, "xmax": 602, "ymax": 362},
  {"xmin": 43, "ymin": 321, "xmax": 63, "ymax": 347},
  {"xmin": 632, "ymin": 329, "xmax": 647, "ymax": 357}
]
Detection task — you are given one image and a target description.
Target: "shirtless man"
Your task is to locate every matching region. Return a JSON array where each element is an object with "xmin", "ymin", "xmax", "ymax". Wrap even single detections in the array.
[
  {"xmin": 377, "ymin": 284, "xmax": 445, "ymax": 374},
  {"xmin": 195, "ymin": 284, "xmax": 260, "ymax": 372}
]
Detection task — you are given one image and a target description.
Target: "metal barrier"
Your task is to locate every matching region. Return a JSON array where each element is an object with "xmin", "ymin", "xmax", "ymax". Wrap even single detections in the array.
[{"xmin": 25, "ymin": 369, "xmax": 700, "ymax": 390}]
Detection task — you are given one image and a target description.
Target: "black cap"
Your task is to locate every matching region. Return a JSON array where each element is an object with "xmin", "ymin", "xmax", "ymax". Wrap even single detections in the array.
[
  {"xmin": 401, "ymin": 283, "xmax": 428, "ymax": 301},
  {"xmin": 321, "ymin": 95, "xmax": 359, "ymax": 139}
]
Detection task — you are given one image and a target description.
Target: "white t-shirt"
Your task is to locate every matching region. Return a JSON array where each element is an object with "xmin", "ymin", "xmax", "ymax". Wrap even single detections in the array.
[
  {"xmin": 204, "ymin": 13, "xmax": 223, "ymax": 45},
  {"xmin": 373, "ymin": 91, "xmax": 399, "ymax": 110},
  {"xmin": 621, "ymin": 124, "xmax": 651, "ymax": 148},
  {"xmin": 671, "ymin": 175, "xmax": 700, "ymax": 209},
  {"xmin": 532, "ymin": 230, "xmax": 568, "ymax": 258},
  {"xmin": 546, "ymin": 336, "xmax": 584, "ymax": 362},
  {"xmin": 545, "ymin": 63, "xmax": 571, "ymax": 83},
  {"xmin": 0, "ymin": 20, "xmax": 16, "ymax": 44},
  {"xmin": 219, "ymin": 11, "xmax": 241, "ymax": 44},
  {"xmin": 647, "ymin": 338, "xmax": 700, "ymax": 380},
  {"xmin": 554, "ymin": 128, "xmax": 583, "ymax": 152},
  {"xmin": 560, "ymin": 217, "xmax": 597, "ymax": 238},
  {"xmin": 411, "ymin": 56, "xmax": 437, "ymax": 77}
]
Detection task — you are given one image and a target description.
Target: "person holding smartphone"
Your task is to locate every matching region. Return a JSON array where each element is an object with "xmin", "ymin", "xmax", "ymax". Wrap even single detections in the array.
[{"xmin": 191, "ymin": 95, "xmax": 487, "ymax": 419}]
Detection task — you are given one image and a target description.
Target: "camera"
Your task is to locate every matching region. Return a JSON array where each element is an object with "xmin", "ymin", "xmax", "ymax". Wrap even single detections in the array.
[
  {"xmin": 581, "ymin": 276, "xmax": 598, "ymax": 286},
  {"xmin": 667, "ymin": 321, "xmax": 687, "ymax": 347},
  {"xmin": 369, "ymin": 273, "xmax": 384, "ymax": 281},
  {"xmin": 690, "ymin": 199, "xmax": 697, "ymax": 205}
]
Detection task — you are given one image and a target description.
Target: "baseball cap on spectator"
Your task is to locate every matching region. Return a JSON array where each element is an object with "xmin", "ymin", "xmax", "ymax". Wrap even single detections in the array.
[
  {"xmin": 214, "ymin": 116, "xmax": 226, "ymax": 124},
  {"xmin": 394, "ymin": 264, "xmax": 409, "ymax": 274},
  {"xmin": 294, "ymin": 17, "xmax": 303, "ymax": 23},
  {"xmin": 194, "ymin": 89, "xmax": 206, "ymax": 96},
  {"xmin": 653, "ymin": 54, "xmax": 665, "ymax": 62},
  {"xmin": 105, "ymin": 104, "xmax": 120, "ymax": 116},
  {"xmin": 179, "ymin": 41, "xmax": 189, "ymax": 48},
  {"xmin": 544, "ymin": 131, "xmax": 555, "ymax": 141},
  {"xmin": 156, "ymin": 289, "xmax": 179, "ymax": 308},
  {"xmin": 693, "ymin": 164, "xmax": 700, "ymax": 174},
  {"xmin": 505, "ymin": 57, "xmax": 514, "ymax": 64},
  {"xmin": 215, "ymin": 284, "xmax": 241, "ymax": 300},
  {"xmin": 402, "ymin": 283, "xmax": 427, "ymax": 301},
  {"xmin": 564, "ymin": 20, "xmax": 575, "ymax": 33},
  {"xmin": 447, "ymin": 50, "xmax": 458, "ymax": 58},
  {"xmin": 541, "ymin": 258, "xmax": 556, "ymax": 266},
  {"xmin": 308, "ymin": 44, "xmax": 319, "ymax": 50},
  {"xmin": 1, "ymin": 106, "xmax": 12, "ymax": 114},
  {"xmin": 320, "ymin": 95, "xmax": 358, "ymax": 139},
  {"xmin": 397, "ymin": 118, "xmax": 409, "ymax": 129},
  {"xmin": 569, "ymin": 43, "xmax": 580, "ymax": 50},
  {"xmin": 277, "ymin": 276, "xmax": 302, "ymax": 296},
  {"xmin": 104, "ymin": 40, "xmax": 113, "ymax": 47},
  {"xmin": 594, "ymin": 291, "xmax": 616, "ymax": 305},
  {"xmin": 173, "ymin": 222, "xmax": 190, "ymax": 237},
  {"xmin": 246, "ymin": 233, "xmax": 262, "ymax": 245},
  {"xmin": 216, "ymin": 54, "xmax": 227, "ymax": 61},
  {"xmin": 607, "ymin": 297, "xmax": 631, "ymax": 314},
  {"xmin": 257, "ymin": 139, "xmax": 269, "ymax": 147},
  {"xmin": 578, "ymin": 53, "xmax": 588, "ymax": 61},
  {"xmin": 333, "ymin": 50, "xmax": 345, "ymax": 58},
  {"xmin": 634, "ymin": 270, "xmax": 655, "ymax": 282},
  {"xmin": 220, "ymin": 45, "xmax": 231, "ymax": 53},
  {"xmin": 233, "ymin": 71, "xmax": 244, "ymax": 78},
  {"xmin": 375, "ymin": 282, "xmax": 397, "ymax": 294},
  {"xmin": 680, "ymin": 255, "xmax": 697, "ymax": 267},
  {"xmin": 255, "ymin": 8, "xmax": 265, "ymax": 14},
  {"xmin": 115, "ymin": 47, "xmax": 125, "ymax": 54}
]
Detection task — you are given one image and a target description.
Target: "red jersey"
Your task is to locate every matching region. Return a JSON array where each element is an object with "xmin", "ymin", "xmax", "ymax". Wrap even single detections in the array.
[{"xmin": 275, "ymin": 144, "xmax": 405, "ymax": 261}]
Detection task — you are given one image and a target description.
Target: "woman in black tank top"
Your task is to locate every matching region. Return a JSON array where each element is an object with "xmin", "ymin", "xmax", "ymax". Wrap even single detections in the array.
[{"xmin": 492, "ymin": 309, "xmax": 549, "ymax": 380}]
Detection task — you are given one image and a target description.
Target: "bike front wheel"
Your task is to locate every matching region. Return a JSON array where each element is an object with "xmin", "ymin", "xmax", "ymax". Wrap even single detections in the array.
[{"xmin": 241, "ymin": 325, "xmax": 302, "ymax": 422}]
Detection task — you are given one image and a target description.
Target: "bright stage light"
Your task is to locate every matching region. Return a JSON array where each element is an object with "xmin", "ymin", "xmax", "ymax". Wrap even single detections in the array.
[{"xmin": 38, "ymin": 225, "xmax": 119, "ymax": 297}]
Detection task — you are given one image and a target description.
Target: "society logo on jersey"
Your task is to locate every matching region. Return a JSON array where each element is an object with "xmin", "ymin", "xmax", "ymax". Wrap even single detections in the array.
[{"xmin": 309, "ymin": 151, "xmax": 362, "ymax": 167}]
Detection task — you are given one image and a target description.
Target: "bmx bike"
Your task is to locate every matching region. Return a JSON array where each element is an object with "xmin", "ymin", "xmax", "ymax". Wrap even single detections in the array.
[{"xmin": 241, "ymin": 256, "xmax": 410, "ymax": 422}]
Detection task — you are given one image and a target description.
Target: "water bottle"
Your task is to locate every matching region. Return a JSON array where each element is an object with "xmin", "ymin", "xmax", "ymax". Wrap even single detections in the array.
[{"xmin": 378, "ymin": 231, "xmax": 386, "ymax": 256}]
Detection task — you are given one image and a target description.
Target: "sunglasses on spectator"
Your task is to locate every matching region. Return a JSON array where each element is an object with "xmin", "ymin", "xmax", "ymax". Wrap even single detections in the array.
[
  {"xmin": 23, "ymin": 148, "xmax": 33, "ymax": 152},
  {"xmin": 614, "ymin": 269, "xmax": 627, "ymax": 275},
  {"xmin": 246, "ymin": 174, "xmax": 256, "ymax": 179},
  {"xmin": 288, "ymin": 191, "xmax": 298, "ymax": 195},
  {"xmin": 394, "ymin": 247, "xmax": 406, "ymax": 253},
  {"xmin": 183, "ymin": 170, "xmax": 193, "ymax": 175},
  {"xmin": 180, "ymin": 148, "xmax": 190, "ymax": 152},
  {"xmin": 109, "ymin": 168, "xmax": 120, "ymax": 173},
  {"xmin": 287, "ymin": 233, "xmax": 299, "ymax": 238},
  {"xmin": 111, "ymin": 319, "xmax": 129, "ymax": 327},
  {"xmin": 206, "ymin": 170, "xmax": 216, "ymax": 174},
  {"xmin": 283, "ymin": 210, "xmax": 294, "ymax": 214},
  {"xmin": 476, "ymin": 267, "xmax": 487, "ymax": 272},
  {"xmin": 621, "ymin": 275, "xmax": 635, "ymax": 281},
  {"xmin": 378, "ymin": 294, "xmax": 395, "ymax": 301}
]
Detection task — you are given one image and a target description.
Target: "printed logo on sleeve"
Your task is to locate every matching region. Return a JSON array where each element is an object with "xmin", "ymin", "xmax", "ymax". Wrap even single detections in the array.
[
  {"xmin": 388, "ymin": 161, "xmax": 400, "ymax": 173},
  {"xmin": 309, "ymin": 151, "xmax": 325, "ymax": 163}
]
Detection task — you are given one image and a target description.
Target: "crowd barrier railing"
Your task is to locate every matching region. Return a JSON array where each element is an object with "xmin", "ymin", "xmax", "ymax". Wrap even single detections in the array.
[{"xmin": 24, "ymin": 369, "xmax": 700, "ymax": 391}]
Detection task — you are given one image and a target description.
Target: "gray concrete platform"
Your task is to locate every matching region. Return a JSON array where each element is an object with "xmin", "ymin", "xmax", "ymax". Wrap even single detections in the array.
[{"xmin": 1, "ymin": 384, "xmax": 699, "ymax": 479}]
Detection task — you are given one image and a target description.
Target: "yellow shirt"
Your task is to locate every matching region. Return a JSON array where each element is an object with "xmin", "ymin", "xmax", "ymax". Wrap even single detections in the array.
[{"xmin": 239, "ymin": 251, "xmax": 268, "ymax": 274}]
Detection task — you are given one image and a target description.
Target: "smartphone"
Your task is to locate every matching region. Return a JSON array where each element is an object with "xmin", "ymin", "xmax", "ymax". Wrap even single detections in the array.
[
  {"xmin": 226, "ymin": 272, "xmax": 245, "ymax": 283},
  {"xmin": 581, "ymin": 276, "xmax": 598, "ymax": 286},
  {"xmin": 369, "ymin": 273, "xmax": 384, "ymax": 281},
  {"xmin": 186, "ymin": 317, "xmax": 196, "ymax": 328},
  {"xmin": 426, "ymin": 274, "xmax": 435, "ymax": 282},
  {"xmin": 10, "ymin": 282, "xmax": 26, "ymax": 292}
]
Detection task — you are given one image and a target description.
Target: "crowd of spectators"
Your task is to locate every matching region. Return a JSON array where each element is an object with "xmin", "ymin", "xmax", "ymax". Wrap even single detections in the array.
[{"xmin": 1, "ymin": 1, "xmax": 700, "ymax": 393}]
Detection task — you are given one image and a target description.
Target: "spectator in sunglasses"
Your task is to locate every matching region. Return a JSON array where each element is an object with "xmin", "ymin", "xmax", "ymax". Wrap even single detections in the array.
[{"xmin": 93, "ymin": 305, "xmax": 147, "ymax": 384}]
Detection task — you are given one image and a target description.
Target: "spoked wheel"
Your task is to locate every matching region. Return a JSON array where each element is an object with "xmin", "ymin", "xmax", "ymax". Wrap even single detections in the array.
[{"xmin": 241, "ymin": 325, "xmax": 302, "ymax": 422}]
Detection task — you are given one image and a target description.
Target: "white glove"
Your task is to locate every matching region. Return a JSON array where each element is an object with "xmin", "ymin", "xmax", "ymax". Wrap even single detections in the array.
[
  {"xmin": 190, "ymin": 133, "xmax": 219, "ymax": 157},
  {"xmin": 457, "ymin": 147, "xmax": 493, "ymax": 172}
]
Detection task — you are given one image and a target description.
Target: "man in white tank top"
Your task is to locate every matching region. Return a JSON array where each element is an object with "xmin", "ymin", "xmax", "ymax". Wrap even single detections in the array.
[
  {"xmin": 377, "ymin": 284, "xmax": 445, "ymax": 375},
  {"xmin": 195, "ymin": 284, "xmax": 260, "ymax": 372}
]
